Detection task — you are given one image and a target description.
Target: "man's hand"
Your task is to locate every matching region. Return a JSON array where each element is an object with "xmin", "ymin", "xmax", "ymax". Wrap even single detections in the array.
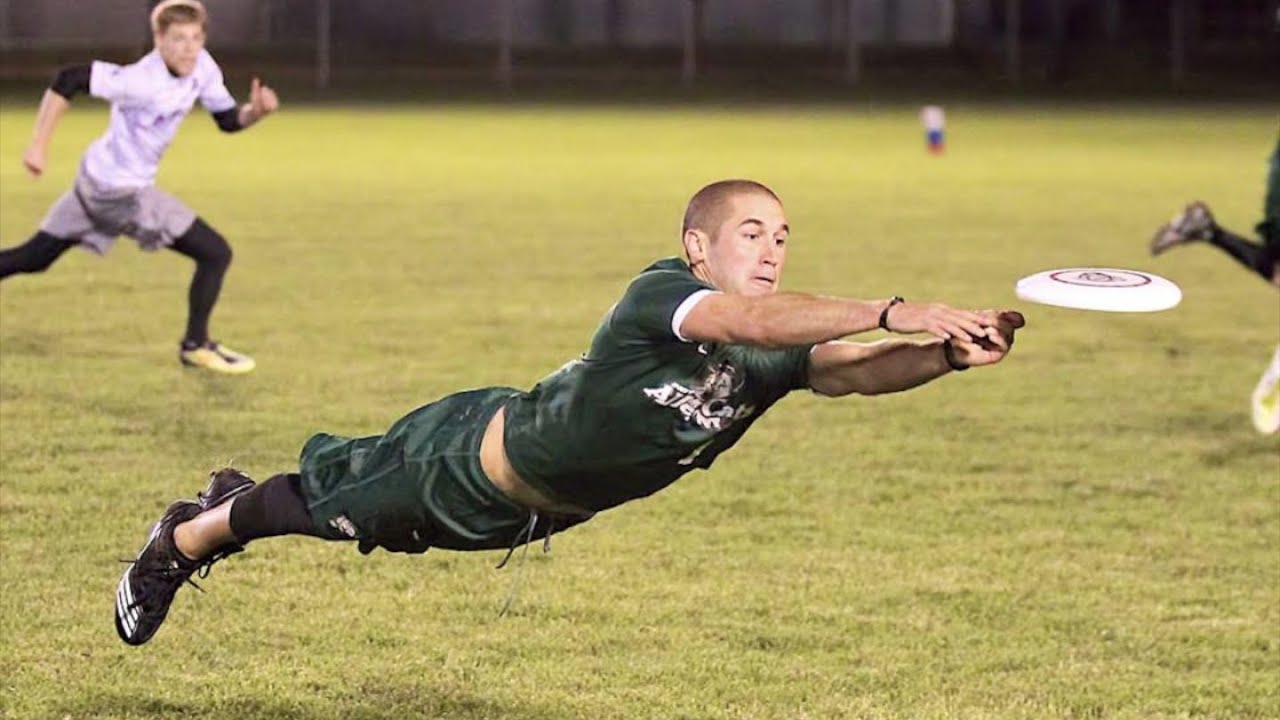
[
  {"xmin": 22, "ymin": 144, "xmax": 47, "ymax": 177},
  {"xmin": 949, "ymin": 310, "xmax": 1026, "ymax": 368},
  {"xmin": 885, "ymin": 301, "xmax": 996, "ymax": 343},
  {"xmin": 245, "ymin": 77, "xmax": 279, "ymax": 123}
]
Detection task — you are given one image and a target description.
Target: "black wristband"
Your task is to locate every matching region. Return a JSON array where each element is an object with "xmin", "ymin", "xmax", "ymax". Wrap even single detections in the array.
[
  {"xmin": 878, "ymin": 296, "xmax": 904, "ymax": 331},
  {"xmin": 942, "ymin": 340, "xmax": 969, "ymax": 372}
]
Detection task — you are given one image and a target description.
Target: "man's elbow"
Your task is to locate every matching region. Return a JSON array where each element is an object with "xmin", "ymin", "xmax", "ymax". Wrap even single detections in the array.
[{"xmin": 211, "ymin": 109, "xmax": 244, "ymax": 133}]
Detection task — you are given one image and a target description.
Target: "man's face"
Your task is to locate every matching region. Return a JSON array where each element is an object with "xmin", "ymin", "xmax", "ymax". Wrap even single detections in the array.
[
  {"xmin": 155, "ymin": 22, "xmax": 205, "ymax": 76},
  {"xmin": 701, "ymin": 192, "xmax": 789, "ymax": 296}
]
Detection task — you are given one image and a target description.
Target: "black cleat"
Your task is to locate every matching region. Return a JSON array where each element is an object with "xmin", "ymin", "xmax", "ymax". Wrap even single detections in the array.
[
  {"xmin": 1151, "ymin": 201, "xmax": 1217, "ymax": 256},
  {"xmin": 114, "ymin": 469, "xmax": 253, "ymax": 646},
  {"xmin": 198, "ymin": 467, "xmax": 255, "ymax": 510},
  {"xmin": 114, "ymin": 501, "xmax": 204, "ymax": 646}
]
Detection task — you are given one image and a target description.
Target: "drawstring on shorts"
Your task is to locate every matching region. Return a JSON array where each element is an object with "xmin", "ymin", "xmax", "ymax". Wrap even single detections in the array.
[{"xmin": 495, "ymin": 510, "xmax": 558, "ymax": 616}]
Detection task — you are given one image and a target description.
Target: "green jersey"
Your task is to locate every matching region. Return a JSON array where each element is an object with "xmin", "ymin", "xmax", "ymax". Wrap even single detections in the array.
[
  {"xmin": 504, "ymin": 258, "xmax": 812, "ymax": 512},
  {"xmin": 1262, "ymin": 135, "xmax": 1279, "ymax": 240}
]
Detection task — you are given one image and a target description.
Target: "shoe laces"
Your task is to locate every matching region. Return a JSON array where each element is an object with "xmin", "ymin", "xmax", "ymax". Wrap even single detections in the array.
[
  {"xmin": 196, "ymin": 545, "xmax": 243, "ymax": 579},
  {"xmin": 118, "ymin": 537, "xmax": 240, "ymax": 606},
  {"xmin": 117, "ymin": 552, "xmax": 202, "ymax": 610}
]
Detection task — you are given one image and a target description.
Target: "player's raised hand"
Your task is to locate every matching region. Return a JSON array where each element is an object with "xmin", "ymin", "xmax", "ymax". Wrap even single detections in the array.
[
  {"xmin": 949, "ymin": 310, "xmax": 1026, "ymax": 368},
  {"xmin": 883, "ymin": 301, "xmax": 994, "ymax": 343},
  {"xmin": 22, "ymin": 144, "xmax": 47, "ymax": 177},
  {"xmin": 249, "ymin": 77, "xmax": 279, "ymax": 119}
]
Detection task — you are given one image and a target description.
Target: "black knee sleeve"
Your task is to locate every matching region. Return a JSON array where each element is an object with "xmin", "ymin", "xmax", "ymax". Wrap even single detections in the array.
[
  {"xmin": 170, "ymin": 218, "xmax": 233, "ymax": 345},
  {"xmin": 171, "ymin": 218, "xmax": 232, "ymax": 269},
  {"xmin": 1209, "ymin": 226, "xmax": 1276, "ymax": 285},
  {"xmin": 228, "ymin": 473, "xmax": 323, "ymax": 543},
  {"xmin": 1259, "ymin": 221, "xmax": 1280, "ymax": 281}
]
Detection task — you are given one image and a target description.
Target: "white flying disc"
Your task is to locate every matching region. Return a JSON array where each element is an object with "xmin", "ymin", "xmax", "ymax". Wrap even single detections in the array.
[{"xmin": 1015, "ymin": 267, "xmax": 1182, "ymax": 313}]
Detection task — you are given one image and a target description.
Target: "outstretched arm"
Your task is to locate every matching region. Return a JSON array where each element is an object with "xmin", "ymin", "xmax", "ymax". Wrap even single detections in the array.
[
  {"xmin": 679, "ymin": 292, "xmax": 997, "ymax": 349},
  {"xmin": 237, "ymin": 77, "xmax": 278, "ymax": 128},
  {"xmin": 23, "ymin": 64, "xmax": 89, "ymax": 177},
  {"xmin": 213, "ymin": 77, "xmax": 279, "ymax": 133},
  {"xmin": 808, "ymin": 310, "xmax": 1025, "ymax": 396}
]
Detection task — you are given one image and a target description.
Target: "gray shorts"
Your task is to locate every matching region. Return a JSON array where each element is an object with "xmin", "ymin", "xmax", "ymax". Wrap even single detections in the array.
[{"xmin": 39, "ymin": 166, "xmax": 196, "ymax": 254}]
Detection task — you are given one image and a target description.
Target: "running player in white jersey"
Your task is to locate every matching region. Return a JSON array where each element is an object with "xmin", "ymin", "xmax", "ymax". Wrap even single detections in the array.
[{"xmin": 0, "ymin": 0, "xmax": 278, "ymax": 374}]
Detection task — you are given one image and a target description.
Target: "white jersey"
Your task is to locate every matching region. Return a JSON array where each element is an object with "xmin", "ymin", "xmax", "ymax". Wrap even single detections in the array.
[{"xmin": 83, "ymin": 49, "xmax": 236, "ymax": 190}]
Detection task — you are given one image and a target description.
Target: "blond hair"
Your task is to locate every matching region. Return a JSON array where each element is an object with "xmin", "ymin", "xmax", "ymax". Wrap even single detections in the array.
[{"xmin": 150, "ymin": 0, "xmax": 206, "ymax": 34}]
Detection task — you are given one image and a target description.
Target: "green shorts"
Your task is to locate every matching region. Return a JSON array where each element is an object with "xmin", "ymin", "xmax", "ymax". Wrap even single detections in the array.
[{"xmin": 298, "ymin": 386, "xmax": 591, "ymax": 553}]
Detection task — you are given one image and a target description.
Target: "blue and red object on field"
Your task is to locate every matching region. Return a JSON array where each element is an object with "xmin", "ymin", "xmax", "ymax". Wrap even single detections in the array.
[{"xmin": 921, "ymin": 105, "xmax": 945, "ymax": 155}]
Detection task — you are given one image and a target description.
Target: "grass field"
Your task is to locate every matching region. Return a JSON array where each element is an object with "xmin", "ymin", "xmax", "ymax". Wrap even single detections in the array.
[{"xmin": 0, "ymin": 99, "xmax": 1277, "ymax": 720}]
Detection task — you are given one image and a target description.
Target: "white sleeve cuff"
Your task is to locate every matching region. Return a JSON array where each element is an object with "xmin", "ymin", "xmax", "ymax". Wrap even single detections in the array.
[
  {"xmin": 88, "ymin": 61, "xmax": 119, "ymax": 100},
  {"xmin": 671, "ymin": 289, "xmax": 718, "ymax": 342}
]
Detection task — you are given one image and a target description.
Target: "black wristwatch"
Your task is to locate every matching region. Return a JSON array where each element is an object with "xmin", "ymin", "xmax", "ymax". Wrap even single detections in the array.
[
  {"xmin": 942, "ymin": 340, "xmax": 969, "ymax": 371},
  {"xmin": 878, "ymin": 296, "xmax": 904, "ymax": 331}
]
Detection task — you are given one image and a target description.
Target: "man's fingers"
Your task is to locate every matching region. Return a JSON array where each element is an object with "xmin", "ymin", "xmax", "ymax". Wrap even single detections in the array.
[
  {"xmin": 930, "ymin": 327, "xmax": 963, "ymax": 342},
  {"xmin": 955, "ymin": 318, "xmax": 989, "ymax": 341},
  {"xmin": 22, "ymin": 153, "xmax": 43, "ymax": 176},
  {"xmin": 949, "ymin": 339, "xmax": 976, "ymax": 353},
  {"xmin": 1000, "ymin": 310, "xmax": 1026, "ymax": 329},
  {"xmin": 972, "ymin": 309, "xmax": 1023, "ymax": 327},
  {"xmin": 932, "ymin": 307, "xmax": 993, "ymax": 342},
  {"xmin": 943, "ymin": 309, "xmax": 992, "ymax": 342}
]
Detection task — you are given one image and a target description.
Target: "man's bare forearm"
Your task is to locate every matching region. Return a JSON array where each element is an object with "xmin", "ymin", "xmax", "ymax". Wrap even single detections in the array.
[
  {"xmin": 29, "ymin": 90, "xmax": 70, "ymax": 150},
  {"xmin": 718, "ymin": 292, "xmax": 895, "ymax": 348},
  {"xmin": 809, "ymin": 339, "xmax": 951, "ymax": 396}
]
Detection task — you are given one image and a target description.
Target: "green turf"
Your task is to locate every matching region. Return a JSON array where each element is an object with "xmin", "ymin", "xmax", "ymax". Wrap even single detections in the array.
[{"xmin": 1, "ymin": 101, "xmax": 1276, "ymax": 720}]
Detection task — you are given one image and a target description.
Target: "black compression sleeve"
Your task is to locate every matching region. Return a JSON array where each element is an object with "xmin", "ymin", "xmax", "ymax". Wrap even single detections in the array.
[
  {"xmin": 228, "ymin": 473, "xmax": 324, "ymax": 542},
  {"xmin": 211, "ymin": 107, "xmax": 244, "ymax": 133},
  {"xmin": 50, "ymin": 64, "xmax": 91, "ymax": 100},
  {"xmin": 0, "ymin": 232, "xmax": 77, "ymax": 279},
  {"xmin": 1210, "ymin": 226, "xmax": 1278, "ymax": 284}
]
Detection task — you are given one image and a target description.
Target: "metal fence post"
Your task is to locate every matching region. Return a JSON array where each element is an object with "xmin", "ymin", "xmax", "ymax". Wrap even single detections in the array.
[
  {"xmin": 682, "ymin": 0, "xmax": 701, "ymax": 86},
  {"xmin": 845, "ymin": 0, "xmax": 861, "ymax": 84},
  {"xmin": 1169, "ymin": 0, "xmax": 1187, "ymax": 87},
  {"xmin": 316, "ymin": 0, "xmax": 331, "ymax": 90},
  {"xmin": 498, "ymin": 0, "xmax": 513, "ymax": 89},
  {"xmin": 1005, "ymin": 0, "xmax": 1021, "ymax": 86}
]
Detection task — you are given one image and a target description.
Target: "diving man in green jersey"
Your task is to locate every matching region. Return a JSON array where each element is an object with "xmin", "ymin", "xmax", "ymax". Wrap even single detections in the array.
[{"xmin": 114, "ymin": 179, "xmax": 1026, "ymax": 646}]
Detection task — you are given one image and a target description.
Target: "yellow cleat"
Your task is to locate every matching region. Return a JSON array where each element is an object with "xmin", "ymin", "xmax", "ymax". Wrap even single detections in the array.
[
  {"xmin": 1251, "ymin": 346, "xmax": 1280, "ymax": 435},
  {"xmin": 179, "ymin": 341, "xmax": 256, "ymax": 375},
  {"xmin": 1253, "ymin": 375, "xmax": 1280, "ymax": 435}
]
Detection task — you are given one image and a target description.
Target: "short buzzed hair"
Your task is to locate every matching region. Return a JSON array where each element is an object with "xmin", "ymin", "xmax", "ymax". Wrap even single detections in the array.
[
  {"xmin": 681, "ymin": 179, "xmax": 781, "ymax": 237},
  {"xmin": 151, "ymin": 0, "xmax": 206, "ymax": 34}
]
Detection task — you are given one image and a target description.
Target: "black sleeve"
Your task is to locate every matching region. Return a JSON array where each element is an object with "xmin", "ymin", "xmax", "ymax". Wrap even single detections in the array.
[
  {"xmin": 50, "ymin": 64, "xmax": 91, "ymax": 100},
  {"xmin": 211, "ymin": 107, "xmax": 244, "ymax": 133}
]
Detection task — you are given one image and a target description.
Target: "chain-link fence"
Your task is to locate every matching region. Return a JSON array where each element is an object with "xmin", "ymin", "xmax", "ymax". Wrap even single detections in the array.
[{"xmin": 0, "ymin": 0, "xmax": 1275, "ymax": 90}]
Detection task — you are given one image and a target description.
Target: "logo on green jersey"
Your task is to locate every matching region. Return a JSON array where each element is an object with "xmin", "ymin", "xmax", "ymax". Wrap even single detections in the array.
[{"xmin": 643, "ymin": 360, "xmax": 756, "ymax": 432}]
